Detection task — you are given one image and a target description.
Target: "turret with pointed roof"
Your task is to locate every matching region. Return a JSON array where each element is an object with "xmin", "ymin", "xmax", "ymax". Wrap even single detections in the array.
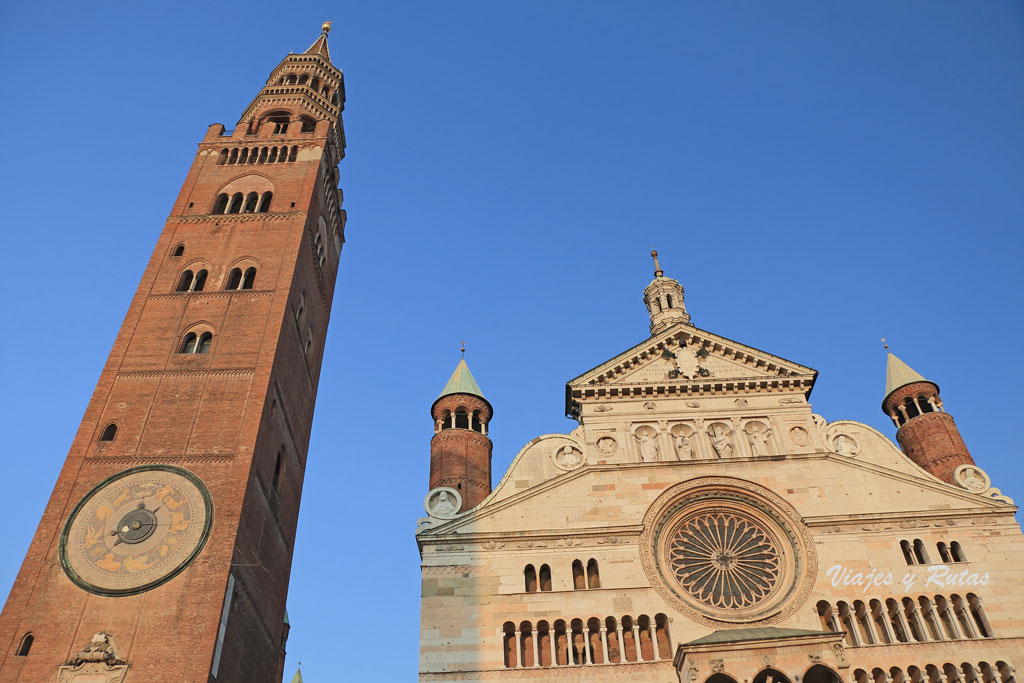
[
  {"xmin": 881, "ymin": 351, "xmax": 974, "ymax": 483},
  {"xmin": 429, "ymin": 356, "xmax": 494, "ymax": 511}
]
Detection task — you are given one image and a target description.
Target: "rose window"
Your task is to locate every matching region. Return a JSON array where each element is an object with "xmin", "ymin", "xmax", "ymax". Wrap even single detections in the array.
[{"xmin": 667, "ymin": 511, "xmax": 781, "ymax": 609}]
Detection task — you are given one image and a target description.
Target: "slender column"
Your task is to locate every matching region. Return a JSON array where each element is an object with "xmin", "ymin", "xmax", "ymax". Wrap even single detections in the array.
[
  {"xmin": 897, "ymin": 405, "xmax": 910, "ymax": 421},
  {"xmin": 549, "ymin": 629, "xmax": 558, "ymax": 667},
  {"xmin": 565, "ymin": 630, "xmax": 573, "ymax": 666},
  {"xmin": 632, "ymin": 623, "xmax": 643, "ymax": 662},
  {"xmin": 895, "ymin": 607, "xmax": 914, "ymax": 642},
  {"xmin": 912, "ymin": 397, "xmax": 924, "ymax": 415},
  {"xmin": 650, "ymin": 622, "xmax": 660, "ymax": 659},
  {"xmin": 514, "ymin": 630, "xmax": 522, "ymax": 668},
  {"xmin": 581, "ymin": 631, "xmax": 589, "ymax": 665},
  {"xmin": 863, "ymin": 611, "xmax": 880, "ymax": 644},
  {"xmin": 875, "ymin": 606, "xmax": 897, "ymax": 643},
  {"xmin": 615, "ymin": 624, "xmax": 625, "ymax": 663},
  {"xmin": 908, "ymin": 606, "xmax": 929, "ymax": 641},
  {"xmin": 532, "ymin": 630, "xmax": 539, "ymax": 667},
  {"xmin": 957, "ymin": 605, "xmax": 979, "ymax": 638},
  {"xmin": 890, "ymin": 412, "xmax": 900, "ymax": 428},
  {"xmin": 944, "ymin": 606, "xmax": 963, "ymax": 639},
  {"xmin": 600, "ymin": 627, "xmax": 609, "ymax": 664},
  {"xmin": 924, "ymin": 602, "xmax": 945, "ymax": 640}
]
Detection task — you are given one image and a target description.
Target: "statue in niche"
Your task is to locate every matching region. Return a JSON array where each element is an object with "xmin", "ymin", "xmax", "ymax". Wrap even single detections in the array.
[
  {"xmin": 637, "ymin": 432, "xmax": 659, "ymax": 462},
  {"xmin": 747, "ymin": 425, "xmax": 771, "ymax": 457},
  {"xmin": 674, "ymin": 431, "xmax": 693, "ymax": 460},
  {"xmin": 833, "ymin": 434, "xmax": 858, "ymax": 456},
  {"xmin": 709, "ymin": 424, "xmax": 733, "ymax": 459},
  {"xmin": 432, "ymin": 491, "xmax": 457, "ymax": 516},
  {"xmin": 557, "ymin": 446, "xmax": 582, "ymax": 469}
]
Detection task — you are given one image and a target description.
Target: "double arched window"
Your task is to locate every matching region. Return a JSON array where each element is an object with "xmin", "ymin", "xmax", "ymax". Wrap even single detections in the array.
[
  {"xmin": 179, "ymin": 331, "xmax": 213, "ymax": 354},
  {"xmin": 176, "ymin": 268, "xmax": 208, "ymax": 293},
  {"xmin": 226, "ymin": 266, "xmax": 257, "ymax": 290}
]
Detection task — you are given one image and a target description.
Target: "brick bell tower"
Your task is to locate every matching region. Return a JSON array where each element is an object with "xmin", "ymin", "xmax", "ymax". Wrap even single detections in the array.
[
  {"xmin": 0, "ymin": 24, "xmax": 347, "ymax": 683},
  {"xmin": 881, "ymin": 351, "xmax": 974, "ymax": 483},
  {"xmin": 430, "ymin": 358, "xmax": 493, "ymax": 511}
]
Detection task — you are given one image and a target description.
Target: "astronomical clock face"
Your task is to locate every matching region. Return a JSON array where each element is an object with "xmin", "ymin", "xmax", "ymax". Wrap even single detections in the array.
[{"xmin": 60, "ymin": 465, "xmax": 213, "ymax": 597}]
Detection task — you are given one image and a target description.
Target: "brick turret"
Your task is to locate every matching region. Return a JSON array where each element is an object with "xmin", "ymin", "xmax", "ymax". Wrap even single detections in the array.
[
  {"xmin": 430, "ymin": 359, "xmax": 493, "ymax": 510},
  {"xmin": 882, "ymin": 352, "xmax": 974, "ymax": 483}
]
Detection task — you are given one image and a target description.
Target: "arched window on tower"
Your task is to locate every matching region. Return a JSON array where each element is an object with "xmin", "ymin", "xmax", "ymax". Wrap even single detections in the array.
[
  {"xmin": 904, "ymin": 397, "xmax": 920, "ymax": 420},
  {"xmin": 216, "ymin": 149, "xmax": 228, "ymax": 165},
  {"xmin": 572, "ymin": 560, "xmax": 585, "ymax": 590},
  {"xmin": 226, "ymin": 268, "xmax": 242, "ymax": 290},
  {"xmin": 524, "ymin": 564, "xmax": 537, "ymax": 593},
  {"xmin": 100, "ymin": 423, "xmax": 117, "ymax": 442},
  {"xmin": 441, "ymin": 410, "xmax": 452, "ymax": 429},
  {"xmin": 454, "ymin": 409, "xmax": 468, "ymax": 430},
  {"xmin": 171, "ymin": 243, "xmax": 185, "ymax": 257},
  {"xmin": 586, "ymin": 558, "xmax": 600, "ymax": 588},
  {"xmin": 196, "ymin": 332, "xmax": 213, "ymax": 354},
  {"xmin": 243, "ymin": 192, "xmax": 259, "ymax": 213},
  {"xmin": 212, "ymin": 194, "xmax": 228, "ymax": 214},
  {"xmin": 471, "ymin": 410, "xmax": 482, "ymax": 432},
  {"xmin": 311, "ymin": 77, "xmax": 320, "ymax": 91},
  {"xmin": 268, "ymin": 146, "xmax": 279, "ymax": 163},
  {"xmin": 951, "ymin": 541, "xmax": 967, "ymax": 562},
  {"xmin": 913, "ymin": 539, "xmax": 929, "ymax": 564},
  {"xmin": 242, "ymin": 267, "xmax": 256, "ymax": 289},
  {"xmin": 192, "ymin": 270, "xmax": 208, "ymax": 292},
  {"xmin": 258, "ymin": 191, "xmax": 273, "ymax": 213},
  {"xmin": 15, "ymin": 633, "xmax": 32, "ymax": 657},
  {"xmin": 180, "ymin": 333, "xmax": 197, "ymax": 354},
  {"xmin": 228, "ymin": 148, "xmax": 239, "ymax": 164},
  {"xmin": 539, "ymin": 564, "xmax": 551, "ymax": 592},
  {"xmin": 176, "ymin": 270, "xmax": 194, "ymax": 292},
  {"xmin": 227, "ymin": 193, "xmax": 244, "ymax": 214},
  {"xmin": 901, "ymin": 540, "xmax": 916, "ymax": 565},
  {"xmin": 289, "ymin": 146, "xmax": 298, "ymax": 162},
  {"xmin": 304, "ymin": 327, "xmax": 314, "ymax": 355},
  {"xmin": 937, "ymin": 541, "xmax": 952, "ymax": 563},
  {"xmin": 295, "ymin": 292, "xmax": 305, "ymax": 324}
]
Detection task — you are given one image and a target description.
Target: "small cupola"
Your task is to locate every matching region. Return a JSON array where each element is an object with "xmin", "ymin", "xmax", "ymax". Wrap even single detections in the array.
[{"xmin": 643, "ymin": 249, "xmax": 691, "ymax": 335}]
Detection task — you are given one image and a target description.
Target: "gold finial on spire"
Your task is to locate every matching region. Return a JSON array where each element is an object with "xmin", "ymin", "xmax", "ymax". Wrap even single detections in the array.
[
  {"xmin": 460, "ymin": 340, "xmax": 466, "ymax": 358},
  {"xmin": 650, "ymin": 246, "xmax": 663, "ymax": 278},
  {"xmin": 322, "ymin": 20, "xmax": 333, "ymax": 34},
  {"xmin": 881, "ymin": 336, "xmax": 889, "ymax": 350}
]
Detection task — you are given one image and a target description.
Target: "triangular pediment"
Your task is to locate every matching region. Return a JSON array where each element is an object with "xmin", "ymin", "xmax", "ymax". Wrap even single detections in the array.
[{"xmin": 567, "ymin": 323, "xmax": 817, "ymax": 401}]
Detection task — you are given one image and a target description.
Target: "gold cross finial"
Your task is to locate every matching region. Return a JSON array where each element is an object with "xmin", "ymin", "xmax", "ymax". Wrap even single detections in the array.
[
  {"xmin": 460, "ymin": 340, "xmax": 466, "ymax": 358},
  {"xmin": 881, "ymin": 336, "xmax": 889, "ymax": 350},
  {"xmin": 649, "ymin": 245, "xmax": 663, "ymax": 277},
  {"xmin": 322, "ymin": 20, "xmax": 333, "ymax": 34}
]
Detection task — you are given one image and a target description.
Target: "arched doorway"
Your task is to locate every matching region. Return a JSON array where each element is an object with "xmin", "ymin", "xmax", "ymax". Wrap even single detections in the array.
[
  {"xmin": 805, "ymin": 665, "xmax": 844, "ymax": 683},
  {"xmin": 753, "ymin": 668, "xmax": 794, "ymax": 683}
]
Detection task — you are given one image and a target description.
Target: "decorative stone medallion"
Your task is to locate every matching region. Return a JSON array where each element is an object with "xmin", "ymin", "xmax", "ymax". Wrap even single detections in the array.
[
  {"xmin": 60, "ymin": 465, "xmax": 213, "ymax": 597},
  {"xmin": 830, "ymin": 433, "xmax": 860, "ymax": 456},
  {"xmin": 424, "ymin": 487, "xmax": 463, "ymax": 518},
  {"xmin": 552, "ymin": 445, "xmax": 585, "ymax": 471},
  {"xmin": 788, "ymin": 426, "xmax": 810, "ymax": 447},
  {"xmin": 596, "ymin": 437, "xmax": 618, "ymax": 457},
  {"xmin": 953, "ymin": 465, "xmax": 991, "ymax": 494},
  {"xmin": 640, "ymin": 477, "xmax": 816, "ymax": 627}
]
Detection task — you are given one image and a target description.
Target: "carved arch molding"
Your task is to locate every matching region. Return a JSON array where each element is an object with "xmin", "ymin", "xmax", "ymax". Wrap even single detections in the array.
[{"xmin": 639, "ymin": 476, "xmax": 817, "ymax": 628}]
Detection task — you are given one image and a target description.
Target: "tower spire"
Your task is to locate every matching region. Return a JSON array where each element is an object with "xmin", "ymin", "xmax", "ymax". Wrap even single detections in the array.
[
  {"xmin": 881, "ymin": 352, "xmax": 975, "ymax": 483},
  {"xmin": 642, "ymin": 249, "xmax": 690, "ymax": 335}
]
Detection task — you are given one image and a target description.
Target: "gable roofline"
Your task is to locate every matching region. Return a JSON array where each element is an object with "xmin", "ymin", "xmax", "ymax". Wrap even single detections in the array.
[{"xmin": 564, "ymin": 322, "xmax": 817, "ymax": 417}]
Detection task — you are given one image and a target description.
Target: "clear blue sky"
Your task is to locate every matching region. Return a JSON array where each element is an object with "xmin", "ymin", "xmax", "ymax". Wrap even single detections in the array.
[{"xmin": 1, "ymin": 2, "xmax": 1023, "ymax": 679}]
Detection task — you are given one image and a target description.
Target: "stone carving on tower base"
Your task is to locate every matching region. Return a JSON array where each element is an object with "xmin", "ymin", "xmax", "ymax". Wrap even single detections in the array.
[{"xmin": 56, "ymin": 632, "xmax": 129, "ymax": 683}]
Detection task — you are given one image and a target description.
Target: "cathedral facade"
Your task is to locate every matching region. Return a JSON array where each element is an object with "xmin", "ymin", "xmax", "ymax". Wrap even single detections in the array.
[
  {"xmin": 417, "ymin": 253, "xmax": 1022, "ymax": 682},
  {"xmin": 0, "ymin": 26, "xmax": 346, "ymax": 683}
]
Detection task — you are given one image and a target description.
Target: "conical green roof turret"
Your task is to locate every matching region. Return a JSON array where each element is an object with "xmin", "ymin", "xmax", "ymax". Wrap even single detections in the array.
[{"xmin": 438, "ymin": 359, "xmax": 486, "ymax": 401}]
